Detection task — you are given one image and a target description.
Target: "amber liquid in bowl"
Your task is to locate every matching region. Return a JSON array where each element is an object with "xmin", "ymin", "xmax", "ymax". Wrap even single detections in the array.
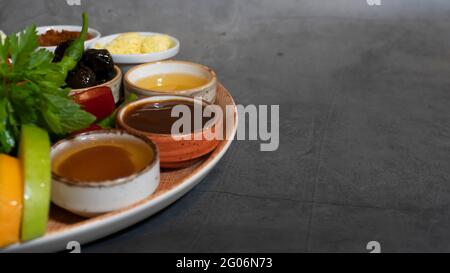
[
  {"xmin": 135, "ymin": 73, "xmax": 208, "ymax": 92},
  {"xmin": 53, "ymin": 137, "xmax": 153, "ymax": 182}
]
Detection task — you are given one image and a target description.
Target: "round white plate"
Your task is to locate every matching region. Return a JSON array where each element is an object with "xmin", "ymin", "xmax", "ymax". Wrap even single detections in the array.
[{"xmin": 2, "ymin": 84, "xmax": 236, "ymax": 253}]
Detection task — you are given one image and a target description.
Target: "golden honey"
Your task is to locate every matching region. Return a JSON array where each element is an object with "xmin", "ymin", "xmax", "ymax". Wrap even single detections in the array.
[{"xmin": 135, "ymin": 73, "xmax": 207, "ymax": 91}]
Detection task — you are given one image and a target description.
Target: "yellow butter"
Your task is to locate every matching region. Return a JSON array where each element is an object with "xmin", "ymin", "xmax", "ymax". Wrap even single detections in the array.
[
  {"xmin": 96, "ymin": 32, "xmax": 173, "ymax": 54},
  {"xmin": 142, "ymin": 35, "xmax": 173, "ymax": 53}
]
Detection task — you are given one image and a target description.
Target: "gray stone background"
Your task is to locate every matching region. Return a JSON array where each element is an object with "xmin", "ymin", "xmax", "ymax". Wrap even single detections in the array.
[{"xmin": 1, "ymin": 0, "xmax": 450, "ymax": 252}]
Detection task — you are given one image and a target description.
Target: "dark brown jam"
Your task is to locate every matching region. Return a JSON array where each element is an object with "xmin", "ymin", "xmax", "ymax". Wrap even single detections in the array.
[{"xmin": 124, "ymin": 100, "xmax": 214, "ymax": 134}]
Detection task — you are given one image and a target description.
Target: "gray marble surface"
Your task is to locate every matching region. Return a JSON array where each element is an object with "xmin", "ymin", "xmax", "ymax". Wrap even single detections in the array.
[{"xmin": 2, "ymin": 0, "xmax": 450, "ymax": 252}]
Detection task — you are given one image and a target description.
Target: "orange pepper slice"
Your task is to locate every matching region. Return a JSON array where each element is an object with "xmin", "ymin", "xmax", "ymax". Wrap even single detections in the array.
[{"xmin": 0, "ymin": 154, "xmax": 23, "ymax": 248}]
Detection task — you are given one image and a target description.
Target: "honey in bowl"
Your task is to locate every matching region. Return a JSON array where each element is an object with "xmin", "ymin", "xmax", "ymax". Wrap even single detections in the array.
[
  {"xmin": 123, "ymin": 100, "xmax": 214, "ymax": 134},
  {"xmin": 135, "ymin": 73, "xmax": 208, "ymax": 92},
  {"xmin": 52, "ymin": 137, "xmax": 154, "ymax": 182}
]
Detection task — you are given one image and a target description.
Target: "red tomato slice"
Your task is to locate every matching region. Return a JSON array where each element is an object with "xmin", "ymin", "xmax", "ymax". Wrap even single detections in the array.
[{"xmin": 72, "ymin": 86, "xmax": 115, "ymax": 120}]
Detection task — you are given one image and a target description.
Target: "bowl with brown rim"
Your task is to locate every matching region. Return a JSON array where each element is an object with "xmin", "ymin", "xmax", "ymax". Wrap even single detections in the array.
[
  {"xmin": 116, "ymin": 95, "xmax": 223, "ymax": 168},
  {"xmin": 124, "ymin": 60, "xmax": 217, "ymax": 103},
  {"xmin": 51, "ymin": 130, "xmax": 160, "ymax": 217}
]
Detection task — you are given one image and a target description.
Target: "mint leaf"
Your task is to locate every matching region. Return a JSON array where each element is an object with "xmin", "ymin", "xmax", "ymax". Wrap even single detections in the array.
[
  {"xmin": 43, "ymin": 93, "xmax": 95, "ymax": 133},
  {"xmin": 25, "ymin": 48, "xmax": 67, "ymax": 88},
  {"xmin": 9, "ymin": 82, "xmax": 40, "ymax": 124}
]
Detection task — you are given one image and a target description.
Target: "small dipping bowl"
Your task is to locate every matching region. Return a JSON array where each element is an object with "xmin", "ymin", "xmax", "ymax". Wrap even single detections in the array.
[
  {"xmin": 69, "ymin": 65, "xmax": 122, "ymax": 104},
  {"xmin": 124, "ymin": 60, "xmax": 217, "ymax": 103},
  {"xmin": 37, "ymin": 25, "xmax": 101, "ymax": 53},
  {"xmin": 90, "ymin": 32, "xmax": 180, "ymax": 73},
  {"xmin": 51, "ymin": 130, "xmax": 160, "ymax": 217},
  {"xmin": 116, "ymin": 96, "xmax": 223, "ymax": 168}
]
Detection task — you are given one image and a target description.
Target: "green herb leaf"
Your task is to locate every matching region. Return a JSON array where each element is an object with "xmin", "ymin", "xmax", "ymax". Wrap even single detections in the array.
[
  {"xmin": 0, "ymin": 98, "xmax": 17, "ymax": 153},
  {"xmin": 0, "ymin": 13, "xmax": 96, "ymax": 154},
  {"xmin": 8, "ymin": 25, "xmax": 38, "ymax": 72},
  {"xmin": 0, "ymin": 35, "xmax": 9, "ymax": 78},
  {"xmin": 43, "ymin": 93, "xmax": 95, "ymax": 133}
]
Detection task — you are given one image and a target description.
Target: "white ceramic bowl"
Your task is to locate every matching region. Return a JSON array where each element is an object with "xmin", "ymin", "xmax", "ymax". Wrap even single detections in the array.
[
  {"xmin": 124, "ymin": 60, "xmax": 217, "ymax": 103},
  {"xmin": 90, "ymin": 32, "xmax": 180, "ymax": 72},
  {"xmin": 37, "ymin": 25, "xmax": 101, "ymax": 52},
  {"xmin": 51, "ymin": 130, "xmax": 160, "ymax": 217},
  {"xmin": 69, "ymin": 65, "xmax": 122, "ymax": 103}
]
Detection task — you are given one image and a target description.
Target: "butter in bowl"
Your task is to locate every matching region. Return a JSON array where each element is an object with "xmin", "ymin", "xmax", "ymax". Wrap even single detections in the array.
[{"xmin": 91, "ymin": 32, "xmax": 180, "ymax": 72}]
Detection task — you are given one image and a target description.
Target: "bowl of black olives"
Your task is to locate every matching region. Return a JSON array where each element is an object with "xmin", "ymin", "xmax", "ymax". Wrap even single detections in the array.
[{"xmin": 53, "ymin": 40, "xmax": 122, "ymax": 103}]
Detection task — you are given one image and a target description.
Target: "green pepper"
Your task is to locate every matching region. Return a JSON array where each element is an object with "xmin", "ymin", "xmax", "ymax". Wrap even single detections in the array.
[
  {"xmin": 58, "ymin": 12, "xmax": 89, "ymax": 77},
  {"xmin": 97, "ymin": 93, "xmax": 138, "ymax": 129}
]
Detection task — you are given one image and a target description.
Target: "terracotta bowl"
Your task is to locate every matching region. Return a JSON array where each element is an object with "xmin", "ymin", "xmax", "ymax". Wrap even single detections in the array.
[
  {"xmin": 69, "ymin": 65, "xmax": 122, "ymax": 103},
  {"xmin": 116, "ymin": 95, "xmax": 223, "ymax": 168}
]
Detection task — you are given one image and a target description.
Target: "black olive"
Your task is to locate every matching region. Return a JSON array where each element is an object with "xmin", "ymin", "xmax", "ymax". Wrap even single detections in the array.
[
  {"xmin": 66, "ymin": 65, "xmax": 97, "ymax": 89},
  {"xmin": 95, "ymin": 70, "xmax": 117, "ymax": 84},
  {"xmin": 53, "ymin": 39, "xmax": 74, "ymax": 63},
  {"xmin": 81, "ymin": 49, "xmax": 115, "ymax": 82}
]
